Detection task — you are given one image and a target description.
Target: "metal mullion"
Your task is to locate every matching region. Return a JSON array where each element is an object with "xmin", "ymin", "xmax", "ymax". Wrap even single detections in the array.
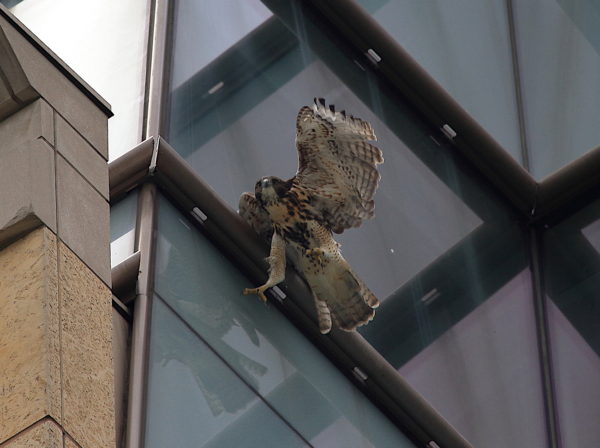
[
  {"xmin": 143, "ymin": 0, "xmax": 173, "ymax": 139},
  {"xmin": 506, "ymin": 0, "xmax": 531, "ymax": 172},
  {"xmin": 529, "ymin": 227, "xmax": 561, "ymax": 448},
  {"xmin": 125, "ymin": 183, "xmax": 158, "ymax": 448}
]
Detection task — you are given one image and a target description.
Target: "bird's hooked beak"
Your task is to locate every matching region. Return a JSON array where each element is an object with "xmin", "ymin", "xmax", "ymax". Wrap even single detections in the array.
[{"xmin": 255, "ymin": 177, "xmax": 271, "ymax": 205}]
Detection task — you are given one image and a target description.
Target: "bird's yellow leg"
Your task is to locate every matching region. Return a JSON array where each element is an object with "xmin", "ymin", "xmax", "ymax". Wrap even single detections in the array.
[
  {"xmin": 243, "ymin": 231, "xmax": 286, "ymax": 303},
  {"xmin": 243, "ymin": 285, "xmax": 269, "ymax": 303}
]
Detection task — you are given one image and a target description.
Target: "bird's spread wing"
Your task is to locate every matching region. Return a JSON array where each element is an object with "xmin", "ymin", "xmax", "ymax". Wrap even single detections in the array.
[
  {"xmin": 294, "ymin": 98, "xmax": 383, "ymax": 233},
  {"xmin": 238, "ymin": 192, "xmax": 273, "ymax": 241}
]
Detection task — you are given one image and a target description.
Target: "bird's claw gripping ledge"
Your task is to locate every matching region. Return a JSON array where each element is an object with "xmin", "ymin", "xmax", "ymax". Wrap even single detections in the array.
[{"xmin": 243, "ymin": 287, "xmax": 269, "ymax": 303}]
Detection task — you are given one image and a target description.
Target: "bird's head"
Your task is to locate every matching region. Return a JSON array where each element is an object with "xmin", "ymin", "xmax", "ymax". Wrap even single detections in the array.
[{"xmin": 255, "ymin": 176, "xmax": 291, "ymax": 207}]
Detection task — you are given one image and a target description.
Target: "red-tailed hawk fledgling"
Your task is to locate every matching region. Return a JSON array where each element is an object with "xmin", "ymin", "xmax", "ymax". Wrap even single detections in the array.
[{"xmin": 239, "ymin": 98, "xmax": 383, "ymax": 334}]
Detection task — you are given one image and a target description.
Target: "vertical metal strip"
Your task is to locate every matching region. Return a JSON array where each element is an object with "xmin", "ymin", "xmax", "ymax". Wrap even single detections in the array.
[
  {"xmin": 124, "ymin": 0, "xmax": 169, "ymax": 441},
  {"xmin": 506, "ymin": 0, "xmax": 532, "ymax": 172},
  {"xmin": 143, "ymin": 0, "xmax": 172, "ymax": 139},
  {"xmin": 529, "ymin": 227, "xmax": 561, "ymax": 448},
  {"xmin": 125, "ymin": 183, "xmax": 158, "ymax": 448}
]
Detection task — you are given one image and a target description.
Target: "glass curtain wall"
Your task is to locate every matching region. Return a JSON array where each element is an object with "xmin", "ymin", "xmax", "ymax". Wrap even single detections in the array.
[
  {"xmin": 58, "ymin": 0, "xmax": 600, "ymax": 444},
  {"xmin": 164, "ymin": 0, "xmax": 548, "ymax": 446},
  {"xmin": 359, "ymin": 0, "xmax": 600, "ymax": 179},
  {"xmin": 145, "ymin": 196, "xmax": 417, "ymax": 448},
  {"xmin": 543, "ymin": 198, "xmax": 600, "ymax": 447}
]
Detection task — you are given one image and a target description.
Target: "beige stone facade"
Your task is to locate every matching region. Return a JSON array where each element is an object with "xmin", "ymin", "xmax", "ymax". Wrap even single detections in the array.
[{"xmin": 0, "ymin": 228, "xmax": 115, "ymax": 448}]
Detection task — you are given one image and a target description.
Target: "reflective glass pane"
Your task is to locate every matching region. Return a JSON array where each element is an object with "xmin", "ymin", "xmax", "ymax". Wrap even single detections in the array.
[
  {"xmin": 167, "ymin": 0, "xmax": 513, "ymax": 303},
  {"xmin": 543, "ymin": 198, "xmax": 600, "ymax": 446},
  {"xmin": 358, "ymin": 0, "xmax": 523, "ymax": 164},
  {"xmin": 514, "ymin": 0, "xmax": 600, "ymax": 178},
  {"xmin": 171, "ymin": 0, "xmax": 272, "ymax": 89},
  {"xmin": 166, "ymin": 1, "xmax": 547, "ymax": 445},
  {"xmin": 146, "ymin": 299, "xmax": 309, "ymax": 448},
  {"xmin": 6, "ymin": 0, "xmax": 150, "ymax": 159},
  {"xmin": 110, "ymin": 191, "xmax": 138, "ymax": 267},
  {"xmin": 153, "ymin": 195, "xmax": 417, "ymax": 447},
  {"xmin": 398, "ymin": 270, "xmax": 547, "ymax": 448}
]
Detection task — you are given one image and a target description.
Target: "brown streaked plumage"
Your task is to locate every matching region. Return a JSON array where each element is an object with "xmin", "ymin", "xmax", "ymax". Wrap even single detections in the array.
[{"xmin": 239, "ymin": 98, "xmax": 383, "ymax": 334}]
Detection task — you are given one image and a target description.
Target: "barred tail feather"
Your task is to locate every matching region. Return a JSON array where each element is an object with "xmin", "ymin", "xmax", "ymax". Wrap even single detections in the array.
[{"xmin": 311, "ymin": 264, "xmax": 379, "ymax": 333}]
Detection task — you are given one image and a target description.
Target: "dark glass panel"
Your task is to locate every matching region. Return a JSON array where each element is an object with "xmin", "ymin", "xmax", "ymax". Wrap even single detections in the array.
[{"xmin": 543, "ymin": 198, "xmax": 600, "ymax": 447}]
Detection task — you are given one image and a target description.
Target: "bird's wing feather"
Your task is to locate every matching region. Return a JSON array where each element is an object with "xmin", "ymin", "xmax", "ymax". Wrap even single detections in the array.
[
  {"xmin": 238, "ymin": 192, "xmax": 273, "ymax": 241},
  {"xmin": 294, "ymin": 98, "xmax": 383, "ymax": 233}
]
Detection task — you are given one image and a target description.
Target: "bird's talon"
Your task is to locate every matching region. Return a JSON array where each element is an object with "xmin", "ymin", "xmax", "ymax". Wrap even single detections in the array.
[{"xmin": 243, "ymin": 287, "xmax": 269, "ymax": 303}]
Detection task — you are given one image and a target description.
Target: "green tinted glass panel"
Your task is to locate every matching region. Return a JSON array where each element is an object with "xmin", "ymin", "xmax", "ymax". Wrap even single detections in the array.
[
  {"xmin": 146, "ymin": 299, "xmax": 309, "ymax": 448},
  {"xmin": 152, "ymin": 195, "xmax": 417, "ymax": 447}
]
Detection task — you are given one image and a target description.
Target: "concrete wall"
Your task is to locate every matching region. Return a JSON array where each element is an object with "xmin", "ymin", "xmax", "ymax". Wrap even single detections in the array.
[{"xmin": 0, "ymin": 7, "xmax": 115, "ymax": 448}]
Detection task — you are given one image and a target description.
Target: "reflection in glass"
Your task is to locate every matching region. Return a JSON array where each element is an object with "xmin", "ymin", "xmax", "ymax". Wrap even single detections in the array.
[
  {"xmin": 110, "ymin": 191, "xmax": 138, "ymax": 267},
  {"xmin": 146, "ymin": 299, "xmax": 309, "ymax": 448},
  {"xmin": 153, "ymin": 195, "xmax": 417, "ymax": 447},
  {"xmin": 514, "ymin": 0, "xmax": 600, "ymax": 178},
  {"xmin": 358, "ymin": 0, "xmax": 523, "ymax": 165},
  {"xmin": 170, "ymin": 0, "xmax": 272, "ymax": 89},
  {"xmin": 166, "ymin": 0, "xmax": 513, "ymax": 304},
  {"xmin": 543, "ymin": 198, "xmax": 600, "ymax": 446},
  {"xmin": 398, "ymin": 270, "xmax": 547, "ymax": 448}
]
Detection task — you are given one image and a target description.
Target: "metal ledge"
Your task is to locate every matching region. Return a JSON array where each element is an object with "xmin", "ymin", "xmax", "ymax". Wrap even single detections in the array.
[
  {"xmin": 109, "ymin": 136, "xmax": 473, "ymax": 448},
  {"xmin": 111, "ymin": 250, "xmax": 141, "ymax": 305},
  {"xmin": 109, "ymin": 137, "xmax": 154, "ymax": 201}
]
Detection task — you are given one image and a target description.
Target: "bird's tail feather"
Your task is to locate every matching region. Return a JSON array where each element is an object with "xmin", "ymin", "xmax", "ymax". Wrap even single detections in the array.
[{"xmin": 327, "ymin": 268, "xmax": 379, "ymax": 332}]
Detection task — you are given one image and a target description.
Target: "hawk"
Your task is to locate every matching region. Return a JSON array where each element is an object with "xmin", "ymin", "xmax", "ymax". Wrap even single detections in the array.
[{"xmin": 239, "ymin": 98, "xmax": 383, "ymax": 334}]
